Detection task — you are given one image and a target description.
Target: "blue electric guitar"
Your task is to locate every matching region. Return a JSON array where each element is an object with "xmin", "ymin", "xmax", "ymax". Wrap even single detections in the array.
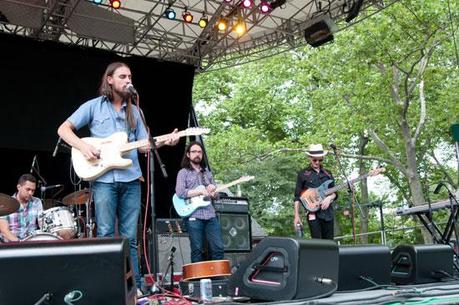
[
  {"xmin": 172, "ymin": 175, "xmax": 254, "ymax": 217},
  {"xmin": 300, "ymin": 168, "xmax": 385, "ymax": 212}
]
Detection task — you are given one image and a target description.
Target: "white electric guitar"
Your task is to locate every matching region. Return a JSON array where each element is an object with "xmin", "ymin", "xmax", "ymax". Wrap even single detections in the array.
[
  {"xmin": 172, "ymin": 175, "xmax": 255, "ymax": 217},
  {"xmin": 71, "ymin": 128, "xmax": 210, "ymax": 181}
]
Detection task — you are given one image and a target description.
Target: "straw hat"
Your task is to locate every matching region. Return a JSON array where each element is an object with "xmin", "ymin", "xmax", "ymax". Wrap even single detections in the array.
[{"xmin": 305, "ymin": 144, "xmax": 328, "ymax": 157}]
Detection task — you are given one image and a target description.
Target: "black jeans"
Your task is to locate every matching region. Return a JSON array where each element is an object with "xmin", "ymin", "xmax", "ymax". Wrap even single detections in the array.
[{"xmin": 307, "ymin": 217, "xmax": 334, "ymax": 240}]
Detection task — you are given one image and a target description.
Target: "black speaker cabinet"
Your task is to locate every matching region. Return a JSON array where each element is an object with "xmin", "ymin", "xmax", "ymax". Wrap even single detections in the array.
[
  {"xmin": 0, "ymin": 237, "xmax": 136, "ymax": 305},
  {"xmin": 217, "ymin": 212, "xmax": 251, "ymax": 252},
  {"xmin": 304, "ymin": 19, "xmax": 334, "ymax": 47},
  {"xmin": 338, "ymin": 245, "xmax": 391, "ymax": 291},
  {"xmin": 224, "ymin": 252, "xmax": 250, "ymax": 273},
  {"xmin": 391, "ymin": 244, "xmax": 454, "ymax": 285},
  {"xmin": 228, "ymin": 237, "xmax": 338, "ymax": 301}
]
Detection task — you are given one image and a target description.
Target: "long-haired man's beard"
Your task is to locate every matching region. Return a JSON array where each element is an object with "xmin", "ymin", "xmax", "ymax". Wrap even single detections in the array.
[
  {"xmin": 190, "ymin": 156, "xmax": 201, "ymax": 164},
  {"xmin": 114, "ymin": 88, "xmax": 130, "ymax": 100}
]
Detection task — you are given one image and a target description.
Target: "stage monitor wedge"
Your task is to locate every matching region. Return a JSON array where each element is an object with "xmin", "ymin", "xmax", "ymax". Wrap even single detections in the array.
[
  {"xmin": 0, "ymin": 237, "xmax": 136, "ymax": 305},
  {"xmin": 391, "ymin": 244, "xmax": 454, "ymax": 285},
  {"xmin": 338, "ymin": 244, "xmax": 391, "ymax": 291},
  {"xmin": 228, "ymin": 237, "xmax": 338, "ymax": 301}
]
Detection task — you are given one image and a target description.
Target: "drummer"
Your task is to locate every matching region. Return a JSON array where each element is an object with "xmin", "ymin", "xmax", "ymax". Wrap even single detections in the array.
[{"xmin": 0, "ymin": 174, "xmax": 43, "ymax": 242}]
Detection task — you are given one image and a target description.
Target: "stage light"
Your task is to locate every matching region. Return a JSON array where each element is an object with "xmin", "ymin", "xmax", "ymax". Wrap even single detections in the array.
[
  {"xmin": 241, "ymin": 0, "xmax": 254, "ymax": 9},
  {"xmin": 109, "ymin": 0, "xmax": 121, "ymax": 9},
  {"xmin": 164, "ymin": 8, "xmax": 176, "ymax": 20},
  {"xmin": 93, "ymin": 0, "xmax": 102, "ymax": 4},
  {"xmin": 217, "ymin": 17, "xmax": 228, "ymax": 31},
  {"xmin": 233, "ymin": 18, "xmax": 246, "ymax": 36},
  {"xmin": 198, "ymin": 14, "xmax": 208, "ymax": 28},
  {"xmin": 223, "ymin": 0, "xmax": 233, "ymax": 3},
  {"xmin": 182, "ymin": 9, "xmax": 193, "ymax": 23},
  {"xmin": 259, "ymin": 1, "xmax": 272, "ymax": 13}
]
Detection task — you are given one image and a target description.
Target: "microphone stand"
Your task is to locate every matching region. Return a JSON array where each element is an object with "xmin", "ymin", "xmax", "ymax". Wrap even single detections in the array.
[
  {"xmin": 135, "ymin": 94, "xmax": 169, "ymax": 282},
  {"xmin": 30, "ymin": 155, "xmax": 48, "ymax": 200},
  {"xmin": 330, "ymin": 146, "xmax": 364, "ymax": 243}
]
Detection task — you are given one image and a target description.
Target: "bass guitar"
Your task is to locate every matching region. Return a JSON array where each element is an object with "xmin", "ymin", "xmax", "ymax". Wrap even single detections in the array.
[
  {"xmin": 172, "ymin": 175, "xmax": 254, "ymax": 217},
  {"xmin": 71, "ymin": 127, "xmax": 210, "ymax": 181},
  {"xmin": 300, "ymin": 167, "xmax": 385, "ymax": 212}
]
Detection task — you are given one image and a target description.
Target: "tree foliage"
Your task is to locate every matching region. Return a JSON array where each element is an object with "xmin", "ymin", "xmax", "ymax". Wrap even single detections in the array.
[{"xmin": 192, "ymin": 0, "xmax": 459, "ymax": 243}]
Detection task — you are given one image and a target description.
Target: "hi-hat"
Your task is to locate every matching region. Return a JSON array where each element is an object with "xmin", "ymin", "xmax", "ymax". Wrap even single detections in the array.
[
  {"xmin": 62, "ymin": 189, "xmax": 91, "ymax": 205},
  {"xmin": 0, "ymin": 193, "xmax": 20, "ymax": 216}
]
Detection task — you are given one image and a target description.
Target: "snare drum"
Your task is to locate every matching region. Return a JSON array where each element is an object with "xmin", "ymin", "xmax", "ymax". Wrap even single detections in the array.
[
  {"xmin": 23, "ymin": 232, "xmax": 62, "ymax": 241},
  {"xmin": 38, "ymin": 207, "xmax": 76, "ymax": 239}
]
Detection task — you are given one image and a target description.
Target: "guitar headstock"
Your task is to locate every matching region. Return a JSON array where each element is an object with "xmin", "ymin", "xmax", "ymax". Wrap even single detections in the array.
[
  {"xmin": 183, "ymin": 127, "xmax": 211, "ymax": 136},
  {"xmin": 369, "ymin": 167, "xmax": 385, "ymax": 176},
  {"xmin": 238, "ymin": 175, "xmax": 255, "ymax": 183}
]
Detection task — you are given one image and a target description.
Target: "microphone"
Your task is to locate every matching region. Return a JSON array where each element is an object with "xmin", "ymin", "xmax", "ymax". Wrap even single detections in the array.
[
  {"xmin": 30, "ymin": 155, "xmax": 37, "ymax": 173},
  {"xmin": 40, "ymin": 184, "xmax": 63, "ymax": 192},
  {"xmin": 126, "ymin": 83, "xmax": 138, "ymax": 96},
  {"xmin": 433, "ymin": 182, "xmax": 444, "ymax": 194},
  {"xmin": 330, "ymin": 144, "xmax": 337, "ymax": 150},
  {"xmin": 52, "ymin": 137, "xmax": 62, "ymax": 157}
]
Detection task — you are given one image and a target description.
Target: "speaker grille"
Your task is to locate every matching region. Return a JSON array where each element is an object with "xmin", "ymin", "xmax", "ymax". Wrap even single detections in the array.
[{"xmin": 217, "ymin": 212, "xmax": 251, "ymax": 252}]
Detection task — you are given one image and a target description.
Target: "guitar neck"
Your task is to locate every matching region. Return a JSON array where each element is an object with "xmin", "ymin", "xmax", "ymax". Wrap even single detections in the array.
[
  {"xmin": 119, "ymin": 130, "xmax": 190, "ymax": 153},
  {"xmin": 215, "ymin": 180, "xmax": 245, "ymax": 193},
  {"xmin": 325, "ymin": 172, "xmax": 373, "ymax": 195}
]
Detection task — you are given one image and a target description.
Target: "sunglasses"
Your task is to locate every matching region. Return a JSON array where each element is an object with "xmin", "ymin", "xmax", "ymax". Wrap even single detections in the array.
[{"xmin": 311, "ymin": 158, "xmax": 323, "ymax": 162}]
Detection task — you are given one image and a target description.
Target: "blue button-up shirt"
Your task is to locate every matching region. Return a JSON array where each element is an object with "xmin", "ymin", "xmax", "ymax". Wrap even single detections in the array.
[{"xmin": 68, "ymin": 96, "xmax": 148, "ymax": 183}]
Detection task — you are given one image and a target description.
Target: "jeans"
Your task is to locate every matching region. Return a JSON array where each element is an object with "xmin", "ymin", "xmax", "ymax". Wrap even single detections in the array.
[
  {"xmin": 184, "ymin": 217, "xmax": 225, "ymax": 262},
  {"xmin": 92, "ymin": 180, "xmax": 142, "ymax": 288}
]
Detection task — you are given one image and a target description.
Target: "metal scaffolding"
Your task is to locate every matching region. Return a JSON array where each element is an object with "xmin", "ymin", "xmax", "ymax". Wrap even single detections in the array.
[{"xmin": 0, "ymin": 0, "xmax": 395, "ymax": 71}]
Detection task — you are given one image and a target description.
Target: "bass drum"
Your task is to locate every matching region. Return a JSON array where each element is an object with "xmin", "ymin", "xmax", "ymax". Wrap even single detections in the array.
[{"xmin": 23, "ymin": 232, "xmax": 62, "ymax": 241}]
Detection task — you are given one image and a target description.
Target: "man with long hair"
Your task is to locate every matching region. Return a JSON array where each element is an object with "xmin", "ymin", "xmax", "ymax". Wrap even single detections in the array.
[
  {"xmin": 58, "ymin": 62, "xmax": 178, "ymax": 294},
  {"xmin": 0, "ymin": 174, "xmax": 43, "ymax": 242},
  {"xmin": 175, "ymin": 141, "xmax": 224, "ymax": 262}
]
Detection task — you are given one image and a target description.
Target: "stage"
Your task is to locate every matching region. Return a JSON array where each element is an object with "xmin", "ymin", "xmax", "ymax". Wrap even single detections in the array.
[{"xmin": 137, "ymin": 281, "xmax": 459, "ymax": 305}]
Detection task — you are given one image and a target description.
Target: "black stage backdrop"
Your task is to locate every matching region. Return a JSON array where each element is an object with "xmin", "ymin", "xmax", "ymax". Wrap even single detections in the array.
[{"xmin": 0, "ymin": 33, "xmax": 195, "ymax": 219}]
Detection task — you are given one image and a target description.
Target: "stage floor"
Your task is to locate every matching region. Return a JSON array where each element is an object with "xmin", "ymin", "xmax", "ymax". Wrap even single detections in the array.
[{"xmin": 142, "ymin": 280, "xmax": 459, "ymax": 305}]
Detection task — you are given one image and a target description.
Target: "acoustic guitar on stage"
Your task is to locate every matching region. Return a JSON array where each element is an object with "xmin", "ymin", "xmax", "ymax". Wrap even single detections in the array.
[
  {"xmin": 172, "ymin": 175, "xmax": 254, "ymax": 217},
  {"xmin": 71, "ymin": 127, "xmax": 210, "ymax": 181},
  {"xmin": 300, "ymin": 167, "xmax": 385, "ymax": 212},
  {"xmin": 182, "ymin": 260, "xmax": 231, "ymax": 281}
]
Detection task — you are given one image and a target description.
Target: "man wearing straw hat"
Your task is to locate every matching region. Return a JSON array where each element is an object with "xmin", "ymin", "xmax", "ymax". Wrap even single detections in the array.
[{"xmin": 293, "ymin": 144, "xmax": 337, "ymax": 240}]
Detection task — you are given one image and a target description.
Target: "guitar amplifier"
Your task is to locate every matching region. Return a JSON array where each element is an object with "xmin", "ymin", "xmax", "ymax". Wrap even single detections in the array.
[
  {"xmin": 156, "ymin": 218, "xmax": 187, "ymax": 235},
  {"xmin": 213, "ymin": 197, "xmax": 249, "ymax": 214}
]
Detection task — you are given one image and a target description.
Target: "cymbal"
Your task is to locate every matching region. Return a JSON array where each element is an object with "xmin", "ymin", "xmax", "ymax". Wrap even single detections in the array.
[
  {"xmin": 62, "ymin": 189, "xmax": 91, "ymax": 205},
  {"xmin": 0, "ymin": 193, "xmax": 20, "ymax": 216}
]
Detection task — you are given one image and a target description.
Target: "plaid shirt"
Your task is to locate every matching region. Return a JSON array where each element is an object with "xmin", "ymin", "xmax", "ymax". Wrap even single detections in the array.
[
  {"xmin": 175, "ymin": 167, "xmax": 216, "ymax": 220},
  {"xmin": 0, "ymin": 194, "xmax": 43, "ymax": 240}
]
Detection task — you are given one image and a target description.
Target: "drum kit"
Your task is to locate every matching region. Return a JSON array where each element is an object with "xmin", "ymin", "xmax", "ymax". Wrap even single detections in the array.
[{"xmin": 0, "ymin": 188, "xmax": 95, "ymax": 242}]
